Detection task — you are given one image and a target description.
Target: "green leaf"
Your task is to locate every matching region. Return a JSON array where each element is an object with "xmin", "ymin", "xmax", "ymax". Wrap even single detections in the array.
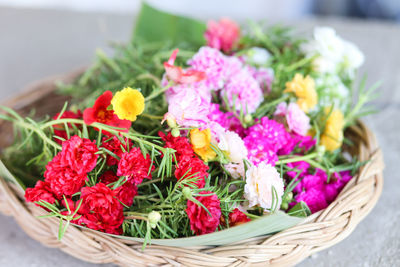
[
  {"xmin": 133, "ymin": 2, "xmax": 206, "ymax": 47},
  {"xmin": 104, "ymin": 211, "xmax": 303, "ymax": 247},
  {"xmin": 288, "ymin": 201, "xmax": 311, "ymax": 218}
]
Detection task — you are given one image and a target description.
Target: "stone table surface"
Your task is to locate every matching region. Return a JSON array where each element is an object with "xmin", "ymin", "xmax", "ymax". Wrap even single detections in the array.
[{"xmin": 0, "ymin": 6, "xmax": 399, "ymax": 267}]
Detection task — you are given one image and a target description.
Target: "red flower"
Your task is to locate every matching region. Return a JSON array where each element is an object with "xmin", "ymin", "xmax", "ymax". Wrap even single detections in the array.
[
  {"xmin": 186, "ymin": 191, "xmax": 221, "ymax": 235},
  {"xmin": 164, "ymin": 49, "xmax": 206, "ymax": 84},
  {"xmin": 175, "ymin": 156, "xmax": 209, "ymax": 188},
  {"xmin": 60, "ymin": 198, "xmax": 83, "ymax": 224},
  {"xmin": 83, "ymin": 90, "xmax": 131, "ymax": 133},
  {"xmin": 59, "ymin": 135, "xmax": 99, "ymax": 175},
  {"xmin": 204, "ymin": 18, "xmax": 240, "ymax": 53},
  {"xmin": 44, "ymin": 154, "xmax": 87, "ymax": 199},
  {"xmin": 79, "ymin": 183, "xmax": 124, "ymax": 234},
  {"xmin": 159, "ymin": 131, "xmax": 194, "ymax": 162},
  {"xmin": 101, "ymin": 136, "xmax": 131, "ymax": 166},
  {"xmin": 24, "ymin": 180, "xmax": 56, "ymax": 207},
  {"xmin": 228, "ymin": 208, "xmax": 251, "ymax": 227},
  {"xmin": 52, "ymin": 110, "xmax": 82, "ymax": 145},
  {"xmin": 100, "ymin": 171, "xmax": 138, "ymax": 207},
  {"xmin": 117, "ymin": 147, "xmax": 154, "ymax": 185}
]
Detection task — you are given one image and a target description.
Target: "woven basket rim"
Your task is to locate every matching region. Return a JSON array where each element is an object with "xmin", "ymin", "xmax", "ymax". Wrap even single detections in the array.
[{"xmin": 0, "ymin": 70, "xmax": 384, "ymax": 267}]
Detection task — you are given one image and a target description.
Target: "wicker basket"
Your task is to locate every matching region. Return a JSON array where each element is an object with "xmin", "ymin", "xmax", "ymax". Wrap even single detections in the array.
[{"xmin": 0, "ymin": 70, "xmax": 384, "ymax": 267}]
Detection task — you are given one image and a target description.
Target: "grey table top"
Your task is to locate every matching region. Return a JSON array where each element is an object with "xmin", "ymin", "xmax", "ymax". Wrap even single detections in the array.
[{"xmin": 0, "ymin": 6, "xmax": 399, "ymax": 267}]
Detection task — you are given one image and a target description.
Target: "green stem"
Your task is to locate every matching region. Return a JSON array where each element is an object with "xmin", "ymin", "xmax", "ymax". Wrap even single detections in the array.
[
  {"xmin": 145, "ymin": 81, "xmax": 172, "ymax": 102},
  {"xmin": 40, "ymin": 118, "xmax": 167, "ymax": 152},
  {"xmin": 14, "ymin": 120, "xmax": 61, "ymax": 150}
]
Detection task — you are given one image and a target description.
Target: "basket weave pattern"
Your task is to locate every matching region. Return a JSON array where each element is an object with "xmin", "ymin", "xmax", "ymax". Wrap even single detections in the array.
[{"xmin": 0, "ymin": 71, "xmax": 384, "ymax": 267}]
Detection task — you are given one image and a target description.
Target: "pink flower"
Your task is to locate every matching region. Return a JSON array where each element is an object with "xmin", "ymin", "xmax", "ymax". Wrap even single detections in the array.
[
  {"xmin": 274, "ymin": 102, "xmax": 310, "ymax": 136},
  {"xmin": 204, "ymin": 18, "xmax": 240, "ymax": 53},
  {"xmin": 245, "ymin": 65, "xmax": 274, "ymax": 93},
  {"xmin": 163, "ymin": 49, "xmax": 206, "ymax": 84},
  {"xmin": 166, "ymin": 86, "xmax": 210, "ymax": 128},
  {"xmin": 220, "ymin": 70, "xmax": 263, "ymax": 114},
  {"xmin": 188, "ymin": 47, "xmax": 238, "ymax": 90},
  {"xmin": 163, "ymin": 76, "xmax": 211, "ymax": 104}
]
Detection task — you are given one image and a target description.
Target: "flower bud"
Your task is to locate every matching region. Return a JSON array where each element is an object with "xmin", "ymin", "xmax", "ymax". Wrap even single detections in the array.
[
  {"xmin": 182, "ymin": 187, "xmax": 192, "ymax": 199},
  {"xmin": 284, "ymin": 192, "xmax": 293, "ymax": 202},
  {"xmin": 171, "ymin": 128, "xmax": 180, "ymax": 137},
  {"xmin": 162, "ymin": 113, "xmax": 177, "ymax": 128},
  {"xmin": 244, "ymin": 114, "xmax": 253, "ymax": 124},
  {"xmin": 148, "ymin": 211, "xmax": 161, "ymax": 229}
]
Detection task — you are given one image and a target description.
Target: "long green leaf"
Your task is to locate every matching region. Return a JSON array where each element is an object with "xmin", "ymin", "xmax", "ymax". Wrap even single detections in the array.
[
  {"xmin": 105, "ymin": 211, "xmax": 303, "ymax": 247},
  {"xmin": 0, "ymin": 158, "xmax": 25, "ymax": 192},
  {"xmin": 133, "ymin": 2, "xmax": 206, "ymax": 47}
]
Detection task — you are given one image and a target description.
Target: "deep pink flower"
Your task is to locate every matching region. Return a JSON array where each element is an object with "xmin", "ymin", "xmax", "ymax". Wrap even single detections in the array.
[
  {"xmin": 44, "ymin": 154, "xmax": 87, "ymax": 199},
  {"xmin": 244, "ymin": 117, "xmax": 289, "ymax": 165},
  {"xmin": 294, "ymin": 188, "xmax": 328, "ymax": 213},
  {"xmin": 228, "ymin": 208, "xmax": 251, "ymax": 227},
  {"xmin": 100, "ymin": 171, "xmax": 138, "ymax": 207},
  {"xmin": 52, "ymin": 110, "xmax": 82, "ymax": 144},
  {"xmin": 174, "ymin": 155, "xmax": 209, "ymax": 188},
  {"xmin": 186, "ymin": 191, "xmax": 221, "ymax": 235},
  {"xmin": 204, "ymin": 18, "xmax": 240, "ymax": 53},
  {"xmin": 159, "ymin": 131, "xmax": 194, "ymax": 162},
  {"xmin": 79, "ymin": 183, "xmax": 124, "ymax": 234},
  {"xmin": 117, "ymin": 147, "xmax": 154, "ymax": 185},
  {"xmin": 101, "ymin": 136, "xmax": 131, "ymax": 166},
  {"xmin": 24, "ymin": 180, "xmax": 56, "ymax": 207},
  {"xmin": 59, "ymin": 135, "xmax": 99, "ymax": 175},
  {"xmin": 208, "ymin": 104, "xmax": 247, "ymax": 137}
]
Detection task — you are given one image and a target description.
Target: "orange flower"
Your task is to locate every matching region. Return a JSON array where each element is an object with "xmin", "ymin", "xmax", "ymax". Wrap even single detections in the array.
[
  {"xmin": 320, "ymin": 108, "xmax": 344, "ymax": 151},
  {"xmin": 284, "ymin": 74, "xmax": 317, "ymax": 113},
  {"xmin": 189, "ymin": 128, "xmax": 216, "ymax": 162}
]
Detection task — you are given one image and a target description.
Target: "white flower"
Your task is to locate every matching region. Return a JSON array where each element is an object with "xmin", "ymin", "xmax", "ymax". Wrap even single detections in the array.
[
  {"xmin": 303, "ymin": 27, "xmax": 364, "ymax": 75},
  {"xmin": 316, "ymin": 75, "xmax": 350, "ymax": 110},
  {"xmin": 224, "ymin": 162, "xmax": 245, "ymax": 179},
  {"xmin": 216, "ymin": 128, "xmax": 248, "ymax": 163},
  {"xmin": 342, "ymin": 40, "xmax": 365, "ymax": 74},
  {"xmin": 245, "ymin": 47, "xmax": 271, "ymax": 66},
  {"xmin": 244, "ymin": 162, "xmax": 284, "ymax": 211}
]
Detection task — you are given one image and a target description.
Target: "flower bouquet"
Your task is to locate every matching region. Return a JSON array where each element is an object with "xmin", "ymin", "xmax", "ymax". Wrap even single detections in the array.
[{"xmin": 0, "ymin": 3, "xmax": 383, "ymax": 266}]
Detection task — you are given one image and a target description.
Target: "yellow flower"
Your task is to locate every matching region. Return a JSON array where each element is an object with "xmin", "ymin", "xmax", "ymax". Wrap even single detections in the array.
[
  {"xmin": 111, "ymin": 87, "xmax": 145, "ymax": 121},
  {"xmin": 284, "ymin": 74, "xmax": 318, "ymax": 113},
  {"xmin": 320, "ymin": 108, "xmax": 344, "ymax": 152},
  {"xmin": 189, "ymin": 128, "xmax": 216, "ymax": 162}
]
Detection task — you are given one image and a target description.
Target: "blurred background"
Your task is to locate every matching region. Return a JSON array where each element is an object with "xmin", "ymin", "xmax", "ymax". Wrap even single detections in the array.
[{"xmin": 0, "ymin": 0, "xmax": 399, "ymax": 22}]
